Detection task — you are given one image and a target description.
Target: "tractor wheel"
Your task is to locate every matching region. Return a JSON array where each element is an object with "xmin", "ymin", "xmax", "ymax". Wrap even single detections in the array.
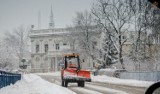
[
  {"xmin": 64, "ymin": 80, "xmax": 68, "ymax": 87},
  {"xmin": 77, "ymin": 81, "xmax": 85, "ymax": 87},
  {"xmin": 81, "ymin": 81, "xmax": 85, "ymax": 87},
  {"xmin": 77, "ymin": 82, "xmax": 81, "ymax": 87},
  {"xmin": 61, "ymin": 75, "xmax": 64, "ymax": 87},
  {"xmin": 61, "ymin": 80, "xmax": 64, "ymax": 86}
]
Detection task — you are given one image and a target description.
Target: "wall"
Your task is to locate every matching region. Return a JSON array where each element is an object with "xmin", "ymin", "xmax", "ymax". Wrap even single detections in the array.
[{"xmin": 120, "ymin": 71, "xmax": 160, "ymax": 81}]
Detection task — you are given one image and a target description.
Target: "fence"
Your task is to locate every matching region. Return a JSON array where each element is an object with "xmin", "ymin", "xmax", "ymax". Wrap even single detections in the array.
[
  {"xmin": 120, "ymin": 71, "xmax": 160, "ymax": 82},
  {"xmin": 0, "ymin": 70, "xmax": 21, "ymax": 88}
]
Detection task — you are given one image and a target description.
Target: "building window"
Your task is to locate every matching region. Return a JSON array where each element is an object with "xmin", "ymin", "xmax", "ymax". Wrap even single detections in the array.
[
  {"xmin": 92, "ymin": 42, "xmax": 97, "ymax": 49},
  {"xmin": 63, "ymin": 43, "xmax": 67, "ymax": 46},
  {"xmin": 122, "ymin": 36, "xmax": 126, "ymax": 39},
  {"xmin": 36, "ymin": 45, "xmax": 39, "ymax": 53},
  {"xmin": 44, "ymin": 44, "xmax": 48, "ymax": 52},
  {"xmin": 56, "ymin": 44, "xmax": 59, "ymax": 50}
]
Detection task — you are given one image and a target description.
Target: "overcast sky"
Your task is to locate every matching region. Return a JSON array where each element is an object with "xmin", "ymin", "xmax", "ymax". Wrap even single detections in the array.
[{"xmin": 0, "ymin": 0, "xmax": 93, "ymax": 35}]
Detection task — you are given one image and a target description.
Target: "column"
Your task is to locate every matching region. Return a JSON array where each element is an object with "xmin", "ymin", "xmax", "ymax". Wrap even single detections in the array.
[{"xmin": 49, "ymin": 39, "xmax": 52, "ymax": 51}]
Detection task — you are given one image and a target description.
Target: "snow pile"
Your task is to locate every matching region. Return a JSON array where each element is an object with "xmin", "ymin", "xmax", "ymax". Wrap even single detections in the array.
[
  {"xmin": 97, "ymin": 68, "xmax": 126, "ymax": 77},
  {"xmin": 92, "ymin": 75, "xmax": 154, "ymax": 88},
  {"xmin": 99, "ymin": 68, "xmax": 116, "ymax": 72},
  {"xmin": 0, "ymin": 74, "xmax": 76, "ymax": 94},
  {"xmin": 71, "ymin": 87, "xmax": 103, "ymax": 94},
  {"xmin": 98, "ymin": 68, "xmax": 116, "ymax": 76}
]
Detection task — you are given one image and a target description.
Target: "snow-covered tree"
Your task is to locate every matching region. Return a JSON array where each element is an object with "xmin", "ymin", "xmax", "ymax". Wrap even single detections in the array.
[
  {"xmin": 101, "ymin": 31, "xmax": 118, "ymax": 67},
  {"xmin": 4, "ymin": 25, "xmax": 30, "ymax": 66},
  {"xmin": 92, "ymin": 0, "xmax": 132, "ymax": 69},
  {"xmin": 71, "ymin": 10, "xmax": 101, "ymax": 67},
  {"xmin": 128, "ymin": 0, "xmax": 160, "ymax": 71},
  {"xmin": 0, "ymin": 39, "xmax": 19, "ymax": 70}
]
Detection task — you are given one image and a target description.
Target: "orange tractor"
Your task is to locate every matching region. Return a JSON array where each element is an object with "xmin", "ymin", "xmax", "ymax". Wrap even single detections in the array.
[{"xmin": 61, "ymin": 53, "xmax": 91, "ymax": 87}]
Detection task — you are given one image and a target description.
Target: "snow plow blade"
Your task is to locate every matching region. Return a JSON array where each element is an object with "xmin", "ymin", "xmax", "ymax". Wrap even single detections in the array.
[
  {"xmin": 63, "ymin": 69, "xmax": 91, "ymax": 82},
  {"xmin": 77, "ymin": 70, "xmax": 91, "ymax": 82}
]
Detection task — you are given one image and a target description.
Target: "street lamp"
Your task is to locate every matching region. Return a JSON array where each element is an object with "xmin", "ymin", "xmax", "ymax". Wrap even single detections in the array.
[{"xmin": 19, "ymin": 59, "xmax": 27, "ymax": 69}]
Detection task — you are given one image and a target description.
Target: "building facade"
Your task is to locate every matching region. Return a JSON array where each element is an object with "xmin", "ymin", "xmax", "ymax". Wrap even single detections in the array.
[{"xmin": 29, "ymin": 27, "xmax": 102, "ymax": 72}]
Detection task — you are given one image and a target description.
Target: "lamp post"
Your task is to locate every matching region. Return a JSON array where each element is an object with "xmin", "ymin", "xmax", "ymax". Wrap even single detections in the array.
[{"xmin": 20, "ymin": 59, "xmax": 27, "ymax": 69}]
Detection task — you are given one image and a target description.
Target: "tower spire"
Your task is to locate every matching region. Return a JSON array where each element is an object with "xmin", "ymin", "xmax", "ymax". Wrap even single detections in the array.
[
  {"xmin": 49, "ymin": 6, "xmax": 54, "ymax": 29},
  {"xmin": 38, "ymin": 10, "xmax": 41, "ymax": 29}
]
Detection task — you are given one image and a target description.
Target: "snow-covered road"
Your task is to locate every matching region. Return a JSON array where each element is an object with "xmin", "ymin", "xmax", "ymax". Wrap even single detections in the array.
[
  {"xmin": 37, "ymin": 72, "xmax": 153, "ymax": 94},
  {"xmin": 0, "ymin": 72, "xmax": 153, "ymax": 94}
]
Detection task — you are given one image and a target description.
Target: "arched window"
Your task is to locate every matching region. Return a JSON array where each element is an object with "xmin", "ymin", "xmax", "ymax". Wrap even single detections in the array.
[
  {"xmin": 35, "ymin": 41, "xmax": 40, "ymax": 53},
  {"xmin": 44, "ymin": 44, "xmax": 48, "ymax": 52},
  {"xmin": 36, "ymin": 45, "xmax": 39, "ymax": 53},
  {"xmin": 56, "ymin": 44, "xmax": 59, "ymax": 50}
]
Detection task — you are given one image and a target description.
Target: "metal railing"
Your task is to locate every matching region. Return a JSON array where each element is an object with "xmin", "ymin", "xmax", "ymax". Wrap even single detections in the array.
[
  {"xmin": 120, "ymin": 71, "xmax": 160, "ymax": 81},
  {"xmin": 0, "ymin": 70, "xmax": 21, "ymax": 88}
]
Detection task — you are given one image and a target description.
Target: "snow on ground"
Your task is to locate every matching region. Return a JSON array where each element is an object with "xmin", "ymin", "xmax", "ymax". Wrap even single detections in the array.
[
  {"xmin": 35, "ymin": 71, "xmax": 61, "ymax": 76},
  {"xmin": 71, "ymin": 87, "xmax": 103, "ymax": 94},
  {"xmin": 86, "ymin": 84, "xmax": 128, "ymax": 94},
  {"xmin": 92, "ymin": 75, "xmax": 154, "ymax": 88},
  {"xmin": 35, "ymin": 71, "xmax": 154, "ymax": 88},
  {"xmin": 0, "ymin": 74, "xmax": 76, "ymax": 94}
]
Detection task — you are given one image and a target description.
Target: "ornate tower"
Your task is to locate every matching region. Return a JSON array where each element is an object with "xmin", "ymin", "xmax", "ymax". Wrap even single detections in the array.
[
  {"xmin": 49, "ymin": 6, "xmax": 55, "ymax": 29},
  {"xmin": 38, "ymin": 10, "xmax": 41, "ymax": 29}
]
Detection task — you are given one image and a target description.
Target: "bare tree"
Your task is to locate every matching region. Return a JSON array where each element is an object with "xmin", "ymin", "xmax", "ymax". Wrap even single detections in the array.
[
  {"xmin": 72, "ymin": 10, "xmax": 100, "ymax": 67},
  {"xmin": 4, "ymin": 25, "xmax": 30, "ymax": 65},
  {"xmin": 0, "ymin": 36, "xmax": 23, "ymax": 70},
  {"xmin": 92, "ymin": 0, "xmax": 132, "ymax": 69},
  {"xmin": 128, "ymin": 0, "xmax": 160, "ymax": 71}
]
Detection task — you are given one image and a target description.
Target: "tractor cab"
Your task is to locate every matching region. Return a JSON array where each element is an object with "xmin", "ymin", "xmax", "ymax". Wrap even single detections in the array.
[
  {"xmin": 63, "ymin": 53, "xmax": 80, "ymax": 69},
  {"xmin": 61, "ymin": 53, "xmax": 91, "ymax": 87}
]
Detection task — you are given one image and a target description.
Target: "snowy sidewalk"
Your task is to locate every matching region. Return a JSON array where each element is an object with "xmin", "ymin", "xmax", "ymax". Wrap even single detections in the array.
[
  {"xmin": 92, "ymin": 75, "xmax": 154, "ymax": 88},
  {"xmin": 0, "ymin": 74, "xmax": 76, "ymax": 94}
]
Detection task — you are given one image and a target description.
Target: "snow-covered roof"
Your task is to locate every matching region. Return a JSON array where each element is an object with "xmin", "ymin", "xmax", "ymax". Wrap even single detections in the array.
[
  {"xmin": 29, "ymin": 27, "xmax": 100, "ymax": 38},
  {"xmin": 29, "ymin": 28, "xmax": 71, "ymax": 37}
]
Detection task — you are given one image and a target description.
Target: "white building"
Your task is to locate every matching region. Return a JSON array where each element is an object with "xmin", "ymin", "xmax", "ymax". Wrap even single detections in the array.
[
  {"xmin": 29, "ymin": 8, "xmax": 102, "ymax": 72},
  {"xmin": 30, "ymin": 27, "xmax": 102, "ymax": 72}
]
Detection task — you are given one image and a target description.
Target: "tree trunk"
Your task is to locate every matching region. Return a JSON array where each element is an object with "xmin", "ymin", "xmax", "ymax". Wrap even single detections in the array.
[{"xmin": 118, "ymin": 34, "xmax": 125, "ymax": 69}]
